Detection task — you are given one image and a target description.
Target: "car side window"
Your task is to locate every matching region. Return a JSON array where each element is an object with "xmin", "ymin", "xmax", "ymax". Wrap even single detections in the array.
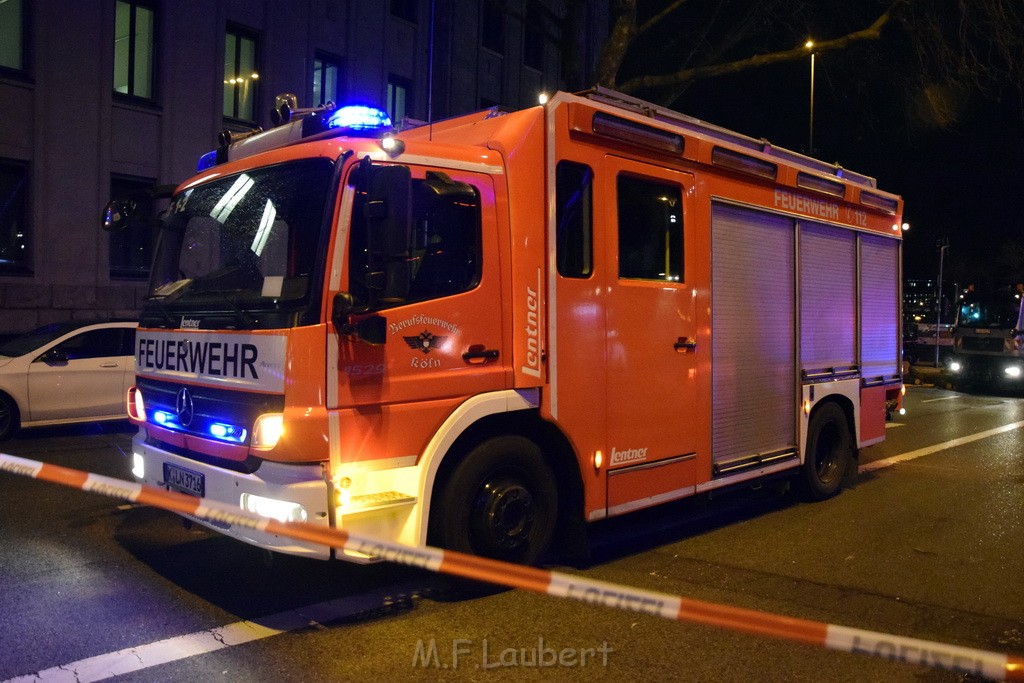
[
  {"xmin": 53, "ymin": 328, "xmax": 126, "ymax": 360},
  {"xmin": 121, "ymin": 328, "xmax": 137, "ymax": 357}
]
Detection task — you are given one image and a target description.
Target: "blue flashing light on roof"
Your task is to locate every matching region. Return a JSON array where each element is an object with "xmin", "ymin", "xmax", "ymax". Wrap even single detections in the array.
[
  {"xmin": 326, "ymin": 105, "xmax": 392, "ymax": 131},
  {"xmin": 197, "ymin": 150, "xmax": 218, "ymax": 172}
]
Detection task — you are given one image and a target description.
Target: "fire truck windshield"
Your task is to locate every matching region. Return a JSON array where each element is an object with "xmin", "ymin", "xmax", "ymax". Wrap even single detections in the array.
[{"xmin": 145, "ymin": 158, "xmax": 335, "ymax": 328}]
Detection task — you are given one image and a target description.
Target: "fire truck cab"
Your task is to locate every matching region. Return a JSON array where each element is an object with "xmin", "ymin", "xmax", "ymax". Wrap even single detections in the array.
[{"xmin": 116, "ymin": 88, "xmax": 904, "ymax": 564}]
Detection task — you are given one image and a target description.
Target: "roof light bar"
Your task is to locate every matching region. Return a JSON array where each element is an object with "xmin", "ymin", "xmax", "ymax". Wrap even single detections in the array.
[
  {"xmin": 196, "ymin": 102, "xmax": 394, "ymax": 171},
  {"xmin": 327, "ymin": 105, "xmax": 392, "ymax": 131}
]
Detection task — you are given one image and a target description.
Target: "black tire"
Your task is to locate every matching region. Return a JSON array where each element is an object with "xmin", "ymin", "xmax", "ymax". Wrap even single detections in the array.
[
  {"xmin": 0, "ymin": 394, "xmax": 18, "ymax": 441},
  {"xmin": 798, "ymin": 402, "xmax": 853, "ymax": 501},
  {"xmin": 430, "ymin": 435, "xmax": 558, "ymax": 566}
]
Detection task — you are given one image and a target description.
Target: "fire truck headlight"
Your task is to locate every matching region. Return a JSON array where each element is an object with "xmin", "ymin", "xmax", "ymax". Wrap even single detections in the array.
[
  {"xmin": 251, "ymin": 413, "xmax": 284, "ymax": 450},
  {"xmin": 948, "ymin": 361, "xmax": 962, "ymax": 373},
  {"xmin": 131, "ymin": 452, "xmax": 145, "ymax": 479},
  {"xmin": 240, "ymin": 493, "xmax": 307, "ymax": 523},
  {"xmin": 1004, "ymin": 366, "xmax": 1022, "ymax": 379}
]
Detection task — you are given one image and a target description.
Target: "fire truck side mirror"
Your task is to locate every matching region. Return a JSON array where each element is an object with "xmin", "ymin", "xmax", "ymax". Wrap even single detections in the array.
[
  {"xmin": 362, "ymin": 163, "xmax": 413, "ymax": 304},
  {"xmin": 332, "ymin": 292, "xmax": 387, "ymax": 345},
  {"xmin": 365, "ymin": 164, "xmax": 412, "ymax": 258},
  {"xmin": 101, "ymin": 199, "xmax": 136, "ymax": 232}
]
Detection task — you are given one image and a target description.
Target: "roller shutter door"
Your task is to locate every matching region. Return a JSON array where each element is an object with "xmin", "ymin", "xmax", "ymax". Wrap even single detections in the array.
[
  {"xmin": 711, "ymin": 203, "xmax": 796, "ymax": 471},
  {"xmin": 799, "ymin": 222, "xmax": 856, "ymax": 371},
  {"xmin": 860, "ymin": 234, "xmax": 900, "ymax": 380}
]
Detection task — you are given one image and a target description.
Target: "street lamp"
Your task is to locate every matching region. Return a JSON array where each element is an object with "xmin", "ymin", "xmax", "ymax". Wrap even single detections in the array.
[
  {"xmin": 805, "ymin": 40, "xmax": 816, "ymax": 154},
  {"xmin": 935, "ymin": 239, "xmax": 950, "ymax": 367}
]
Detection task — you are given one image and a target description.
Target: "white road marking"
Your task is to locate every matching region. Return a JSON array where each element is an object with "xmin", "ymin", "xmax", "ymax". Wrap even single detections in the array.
[
  {"xmin": 3, "ymin": 583, "xmax": 423, "ymax": 683},
  {"xmin": 921, "ymin": 396, "xmax": 959, "ymax": 403},
  {"xmin": 860, "ymin": 420, "xmax": 1024, "ymax": 473}
]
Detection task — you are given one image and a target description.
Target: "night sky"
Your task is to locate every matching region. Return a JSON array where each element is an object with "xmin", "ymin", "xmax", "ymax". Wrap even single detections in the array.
[{"xmin": 625, "ymin": 6, "xmax": 1024, "ymax": 285}]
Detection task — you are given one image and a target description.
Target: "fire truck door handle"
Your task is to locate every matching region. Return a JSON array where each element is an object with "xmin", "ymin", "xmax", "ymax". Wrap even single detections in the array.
[
  {"xmin": 463, "ymin": 345, "xmax": 500, "ymax": 364},
  {"xmin": 674, "ymin": 337, "xmax": 697, "ymax": 352}
]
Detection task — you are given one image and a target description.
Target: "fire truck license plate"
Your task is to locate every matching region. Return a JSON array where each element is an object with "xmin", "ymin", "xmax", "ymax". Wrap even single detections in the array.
[{"xmin": 163, "ymin": 463, "xmax": 205, "ymax": 498}]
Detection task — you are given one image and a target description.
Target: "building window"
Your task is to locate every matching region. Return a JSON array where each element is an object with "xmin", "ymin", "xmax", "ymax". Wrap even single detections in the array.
[
  {"xmin": 224, "ymin": 27, "xmax": 259, "ymax": 121},
  {"xmin": 313, "ymin": 52, "xmax": 341, "ymax": 107},
  {"xmin": 109, "ymin": 176, "xmax": 158, "ymax": 279},
  {"xmin": 113, "ymin": 0, "xmax": 155, "ymax": 99},
  {"xmin": 556, "ymin": 161, "xmax": 593, "ymax": 278},
  {"xmin": 0, "ymin": 159, "xmax": 30, "ymax": 274},
  {"xmin": 387, "ymin": 75, "xmax": 412, "ymax": 123},
  {"xmin": 390, "ymin": 0, "xmax": 417, "ymax": 23},
  {"xmin": 0, "ymin": 0, "xmax": 24, "ymax": 72},
  {"xmin": 617, "ymin": 175, "xmax": 683, "ymax": 282},
  {"xmin": 481, "ymin": 1, "xmax": 504, "ymax": 54},
  {"xmin": 523, "ymin": 4, "xmax": 543, "ymax": 70}
]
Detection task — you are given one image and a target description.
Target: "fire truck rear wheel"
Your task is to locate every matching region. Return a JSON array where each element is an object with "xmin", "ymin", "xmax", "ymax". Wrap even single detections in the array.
[
  {"xmin": 798, "ymin": 402, "xmax": 853, "ymax": 501},
  {"xmin": 432, "ymin": 436, "xmax": 558, "ymax": 566}
]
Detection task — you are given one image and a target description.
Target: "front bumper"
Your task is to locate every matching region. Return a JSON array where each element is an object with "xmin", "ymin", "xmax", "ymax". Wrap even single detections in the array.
[{"xmin": 132, "ymin": 435, "xmax": 334, "ymax": 559}]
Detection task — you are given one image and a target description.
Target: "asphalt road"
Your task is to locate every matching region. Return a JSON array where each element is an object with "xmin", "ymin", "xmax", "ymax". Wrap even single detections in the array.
[{"xmin": 0, "ymin": 384, "xmax": 1022, "ymax": 682}]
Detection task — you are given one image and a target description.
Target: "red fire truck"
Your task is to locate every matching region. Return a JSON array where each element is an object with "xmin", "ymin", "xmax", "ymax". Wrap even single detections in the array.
[{"xmin": 111, "ymin": 87, "xmax": 904, "ymax": 565}]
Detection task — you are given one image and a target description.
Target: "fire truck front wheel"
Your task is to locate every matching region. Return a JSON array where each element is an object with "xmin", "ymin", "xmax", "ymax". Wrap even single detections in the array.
[
  {"xmin": 431, "ymin": 436, "xmax": 558, "ymax": 566},
  {"xmin": 798, "ymin": 402, "xmax": 854, "ymax": 502}
]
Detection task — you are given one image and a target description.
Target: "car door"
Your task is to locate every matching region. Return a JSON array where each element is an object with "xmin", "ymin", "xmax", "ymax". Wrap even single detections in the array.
[{"xmin": 27, "ymin": 326, "xmax": 131, "ymax": 421}]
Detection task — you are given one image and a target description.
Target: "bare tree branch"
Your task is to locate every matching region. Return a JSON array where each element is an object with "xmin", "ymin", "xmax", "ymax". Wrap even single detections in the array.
[
  {"xmin": 636, "ymin": 0, "xmax": 689, "ymax": 38},
  {"xmin": 616, "ymin": 6, "xmax": 893, "ymax": 94},
  {"xmin": 595, "ymin": 0, "xmax": 638, "ymax": 87}
]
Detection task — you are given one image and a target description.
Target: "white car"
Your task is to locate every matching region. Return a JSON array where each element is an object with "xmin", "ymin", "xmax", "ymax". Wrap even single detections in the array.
[{"xmin": 0, "ymin": 320, "xmax": 137, "ymax": 440}]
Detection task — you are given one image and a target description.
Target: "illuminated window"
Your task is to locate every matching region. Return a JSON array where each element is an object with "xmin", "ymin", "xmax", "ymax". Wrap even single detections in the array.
[
  {"xmin": 313, "ymin": 53, "xmax": 341, "ymax": 107},
  {"xmin": 0, "ymin": 158, "xmax": 30, "ymax": 274},
  {"xmin": 113, "ymin": 0, "xmax": 155, "ymax": 99},
  {"xmin": 0, "ymin": 0, "xmax": 24, "ymax": 72},
  {"xmin": 617, "ymin": 175, "xmax": 683, "ymax": 282},
  {"xmin": 224, "ymin": 26, "xmax": 259, "ymax": 121}
]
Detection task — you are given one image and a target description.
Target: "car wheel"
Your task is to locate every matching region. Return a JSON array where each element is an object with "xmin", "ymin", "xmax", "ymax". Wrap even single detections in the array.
[
  {"xmin": 0, "ymin": 394, "xmax": 19, "ymax": 441},
  {"xmin": 797, "ymin": 402, "xmax": 854, "ymax": 501}
]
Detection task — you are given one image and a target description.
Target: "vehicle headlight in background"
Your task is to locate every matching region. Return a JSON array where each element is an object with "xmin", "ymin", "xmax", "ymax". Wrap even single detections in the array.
[
  {"xmin": 948, "ymin": 361, "xmax": 962, "ymax": 373},
  {"xmin": 1004, "ymin": 366, "xmax": 1022, "ymax": 379}
]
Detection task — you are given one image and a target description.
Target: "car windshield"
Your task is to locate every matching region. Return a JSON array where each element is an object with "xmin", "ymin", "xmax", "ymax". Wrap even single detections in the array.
[
  {"xmin": 146, "ymin": 158, "xmax": 335, "ymax": 326},
  {"xmin": 956, "ymin": 294, "xmax": 1024, "ymax": 329},
  {"xmin": 0, "ymin": 322, "xmax": 81, "ymax": 357}
]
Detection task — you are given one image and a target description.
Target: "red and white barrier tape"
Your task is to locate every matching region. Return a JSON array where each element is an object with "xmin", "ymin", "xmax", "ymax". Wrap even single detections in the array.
[{"xmin": 1, "ymin": 452, "xmax": 1021, "ymax": 682}]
